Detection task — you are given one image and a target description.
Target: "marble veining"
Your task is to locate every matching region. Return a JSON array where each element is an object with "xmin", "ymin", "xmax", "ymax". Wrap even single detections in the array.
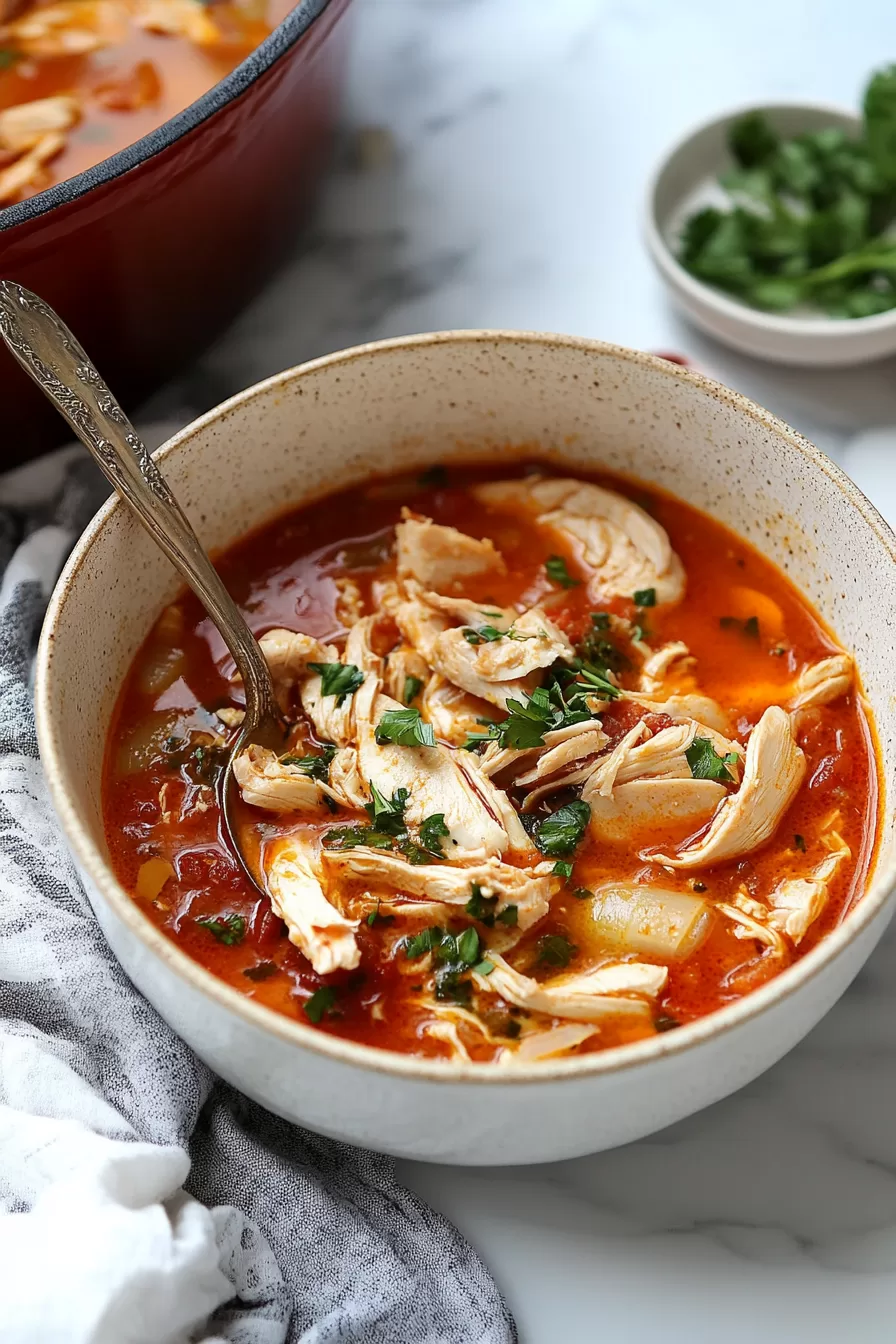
[{"xmin": 137, "ymin": 0, "xmax": 896, "ymax": 1338}]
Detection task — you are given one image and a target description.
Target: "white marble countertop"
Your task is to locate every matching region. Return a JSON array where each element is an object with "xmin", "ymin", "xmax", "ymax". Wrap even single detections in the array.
[{"xmin": 148, "ymin": 2, "xmax": 896, "ymax": 1339}]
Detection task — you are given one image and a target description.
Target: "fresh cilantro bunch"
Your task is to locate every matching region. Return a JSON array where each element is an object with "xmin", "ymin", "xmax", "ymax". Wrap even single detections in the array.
[{"xmin": 678, "ymin": 66, "xmax": 896, "ymax": 317}]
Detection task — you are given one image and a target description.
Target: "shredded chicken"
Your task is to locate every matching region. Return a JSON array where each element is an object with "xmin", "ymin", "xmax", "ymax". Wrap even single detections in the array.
[
  {"xmin": 0, "ymin": 129, "xmax": 65, "ymax": 202},
  {"xmin": 473, "ymin": 477, "xmax": 685, "ymax": 605},
  {"xmin": 266, "ymin": 837, "xmax": 360, "ymax": 975},
  {"xmin": 767, "ymin": 829, "xmax": 851, "ymax": 942},
  {"xmin": 384, "ymin": 647, "xmax": 430, "ymax": 706},
  {"xmin": 324, "ymin": 850, "xmax": 554, "ymax": 929},
  {"xmin": 509, "ymin": 1023, "xmax": 599, "ymax": 1062},
  {"xmin": 638, "ymin": 642, "xmax": 695, "ymax": 693},
  {"xmin": 395, "ymin": 511, "xmax": 506, "ymax": 590},
  {"xmin": 0, "ymin": 95, "xmax": 79, "ymax": 153},
  {"xmin": 624, "ymin": 691, "xmax": 732, "ymax": 735},
  {"xmin": 419, "ymin": 673, "xmax": 494, "ymax": 747},
  {"xmin": 133, "ymin": 0, "xmax": 219, "ymax": 42},
  {"xmin": 473, "ymin": 953, "xmax": 666, "ymax": 1022},
  {"xmin": 215, "ymin": 706, "xmax": 245, "ymax": 729},
  {"xmin": 334, "ymin": 576, "xmax": 365, "ymax": 628},
  {"xmin": 2, "ymin": 0, "xmax": 124, "ymax": 54},
  {"xmin": 258, "ymin": 628, "xmax": 328, "ymax": 707},
  {"xmin": 651, "ymin": 706, "xmax": 805, "ymax": 867},
  {"xmin": 326, "ymin": 746, "xmax": 370, "ymax": 810},
  {"xmin": 789, "ymin": 653, "xmax": 853, "ymax": 711},
  {"xmin": 232, "ymin": 744, "xmax": 323, "ymax": 812}
]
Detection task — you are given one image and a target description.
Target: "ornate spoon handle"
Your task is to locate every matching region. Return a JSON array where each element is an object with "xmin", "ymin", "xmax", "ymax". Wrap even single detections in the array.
[{"xmin": 0, "ymin": 280, "xmax": 279, "ymax": 732}]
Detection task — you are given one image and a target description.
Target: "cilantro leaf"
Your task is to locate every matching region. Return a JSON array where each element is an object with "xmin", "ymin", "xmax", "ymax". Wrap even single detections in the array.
[
  {"xmin": 462, "ymin": 625, "xmax": 504, "ymax": 645},
  {"xmin": 590, "ymin": 611, "xmax": 610, "ymax": 630},
  {"xmin": 456, "ymin": 927, "xmax": 481, "ymax": 965},
  {"xmin": 309, "ymin": 661, "xmax": 364, "ymax": 705},
  {"xmin": 573, "ymin": 886, "xmax": 592, "ymax": 900},
  {"xmin": 419, "ymin": 812, "xmax": 450, "ymax": 857},
  {"xmin": 473, "ymin": 959, "xmax": 495, "ymax": 976},
  {"xmin": 304, "ymin": 985, "xmax": 338, "ymax": 1023},
  {"xmin": 794, "ymin": 833, "xmax": 807, "ymax": 852},
  {"xmin": 633, "ymin": 587, "xmax": 656, "ymax": 608},
  {"xmin": 545, "ymin": 554, "xmax": 580, "ymax": 588},
  {"xmin": 322, "ymin": 825, "xmax": 394, "ymax": 850},
  {"xmin": 864, "ymin": 65, "xmax": 896, "ymax": 186},
  {"xmin": 404, "ymin": 925, "xmax": 445, "ymax": 959},
  {"xmin": 552, "ymin": 860, "xmax": 573, "ymax": 879},
  {"xmin": 533, "ymin": 800, "xmax": 592, "ymax": 857},
  {"xmin": 374, "ymin": 707, "xmax": 436, "ymax": 747},
  {"xmin": 280, "ymin": 748, "xmax": 335, "ymax": 781},
  {"xmin": 403, "ymin": 675, "xmax": 424, "ymax": 705},
  {"xmin": 466, "ymin": 883, "xmax": 498, "ymax": 926},
  {"xmin": 496, "ymin": 903, "xmax": 518, "ymax": 927},
  {"xmin": 686, "ymin": 737, "xmax": 739, "ymax": 783},
  {"xmin": 499, "ymin": 688, "xmax": 554, "ymax": 749},
  {"xmin": 537, "ymin": 933, "xmax": 578, "ymax": 968},
  {"xmin": 195, "ymin": 913, "xmax": 246, "ymax": 945},
  {"xmin": 729, "ymin": 110, "xmax": 779, "ymax": 169},
  {"xmin": 364, "ymin": 783, "xmax": 409, "ymax": 833}
]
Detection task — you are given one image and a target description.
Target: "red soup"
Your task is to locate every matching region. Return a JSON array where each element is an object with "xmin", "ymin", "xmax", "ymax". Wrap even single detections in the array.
[{"xmin": 103, "ymin": 463, "xmax": 881, "ymax": 1064}]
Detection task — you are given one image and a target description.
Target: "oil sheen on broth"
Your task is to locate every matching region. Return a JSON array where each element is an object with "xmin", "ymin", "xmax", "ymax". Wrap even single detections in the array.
[{"xmin": 102, "ymin": 463, "xmax": 880, "ymax": 1065}]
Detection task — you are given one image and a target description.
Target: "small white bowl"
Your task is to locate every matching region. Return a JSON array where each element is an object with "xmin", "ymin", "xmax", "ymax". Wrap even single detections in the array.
[{"xmin": 645, "ymin": 101, "xmax": 896, "ymax": 367}]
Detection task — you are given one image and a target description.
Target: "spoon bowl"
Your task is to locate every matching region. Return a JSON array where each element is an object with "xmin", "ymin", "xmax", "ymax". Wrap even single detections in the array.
[{"xmin": 0, "ymin": 280, "xmax": 285, "ymax": 896}]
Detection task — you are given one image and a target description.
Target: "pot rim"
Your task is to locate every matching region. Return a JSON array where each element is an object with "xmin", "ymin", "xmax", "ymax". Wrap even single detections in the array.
[
  {"xmin": 35, "ymin": 328, "xmax": 896, "ymax": 1088},
  {"xmin": 0, "ymin": 0, "xmax": 334, "ymax": 234}
]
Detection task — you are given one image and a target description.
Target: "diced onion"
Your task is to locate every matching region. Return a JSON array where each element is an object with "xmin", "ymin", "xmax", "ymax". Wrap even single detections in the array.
[{"xmin": 591, "ymin": 883, "xmax": 711, "ymax": 960}]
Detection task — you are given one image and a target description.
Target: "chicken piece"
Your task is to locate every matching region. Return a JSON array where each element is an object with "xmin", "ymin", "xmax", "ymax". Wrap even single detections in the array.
[
  {"xmin": 324, "ymin": 746, "xmax": 370, "ymax": 810},
  {"xmin": 789, "ymin": 654, "xmax": 853, "ymax": 711},
  {"xmin": 133, "ymin": 0, "xmax": 219, "ymax": 42},
  {"xmin": 3, "ymin": 0, "xmax": 125, "ymax": 54},
  {"xmin": 334, "ymin": 576, "xmax": 365, "ymax": 628},
  {"xmin": 472, "ymin": 953, "xmax": 665, "ymax": 1022},
  {"xmin": 718, "ymin": 891, "xmax": 787, "ymax": 955},
  {"xmin": 588, "ymin": 777, "xmax": 727, "ymax": 844},
  {"xmin": 214, "ymin": 706, "xmax": 245, "ymax": 729},
  {"xmin": 0, "ymin": 95, "xmax": 80, "ymax": 154},
  {"xmin": 423, "ymin": 1018, "xmax": 471, "ymax": 1061},
  {"xmin": 232, "ymin": 744, "xmax": 324, "ymax": 812},
  {"xmin": 428, "ymin": 626, "xmax": 542, "ymax": 710},
  {"xmin": 516, "ymin": 719, "xmax": 609, "ymax": 788},
  {"xmin": 418, "ymin": 590, "xmax": 516, "ymax": 631},
  {"xmin": 384, "ymin": 647, "xmax": 430, "ymax": 706},
  {"xmin": 0, "ymin": 130, "xmax": 65, "ymax": 203},
  {"xmin": 258, "ymin": 628, "xmax": 328, "ymax": 707},
  {"xmin": 473, "ymin": 477, "xmax": 685, "ymax": 605},
  {"xmin": 638, "ymin": 642, "xmax": 695, "ymax": 693},
  {"xmin": 266, "ymin": 837, "xmax": 360, "ymax": 975},
  {"xmin": 393, "ymin": 596, "xmax": 449, "ymax": 664},
  {"xmin": 353, "ymin": 676, "xmax": 508, "ymax": 862},
  {"xmin": 324, "ymin": 850, "xmax": 554, "ymax": 930},
  {"xmin": 300, "ymin": 661, "xmax": 358, "ymax": 748},
  {"xmin": 420, "ymin": 673, "xmax": 496, "ymax": 747},
  {"xmin": 344, "ymin": 614, "xmax": 384, "ymax": 676},
  {"xmin": 624, "ymin": 691, "xmax": 732, "ymax": 736},
  {"xmin": 767, "ymin": 831, "xmax": 850, "ymax": 943},
  {"xmin": 470, "ymin": 608, "xmax": 574, "ymax": 680},
  {"xmin": 477, "ymin": 739, "xmax": 541, "ymax": 781},
  {"xmin": 581, "ymin": 721, "xmax": 651, "ymax": 796},
  {"xmin": 93, "ymin": 59, "xmax": 162, "ymax": 111},
  {"xmin": 395, "ymin": 511, "xmax": 506, "ymax": 590},
  {"xmin": 455, "ymin": 751, "xmax": 535, "ymax": 856},
  {"xmin": 510, "ymin": 1023, "xmax": 599, "ymax": 1062},
  {"xmin": 651, "ymin": 706, "xmax": 806, "ymax": 868}
]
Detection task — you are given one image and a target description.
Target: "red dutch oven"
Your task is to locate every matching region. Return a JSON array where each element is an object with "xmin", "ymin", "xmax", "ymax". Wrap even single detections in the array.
[{"xmin": 0, "ymin": 0, "xmax": 352, "ymax": 466}]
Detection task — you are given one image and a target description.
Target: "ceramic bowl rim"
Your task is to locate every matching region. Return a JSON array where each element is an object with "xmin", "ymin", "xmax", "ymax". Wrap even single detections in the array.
[
  {"xmin": 35, "ymin": 328, "xmax": 896, "ymax": 1087},
  {"xmin": 644, "ymin": 97, "xmax": 896, "ymax": 339},
  {"xmin": 0, "ymin": 0, "xmax": 334, "ymax": 234}
]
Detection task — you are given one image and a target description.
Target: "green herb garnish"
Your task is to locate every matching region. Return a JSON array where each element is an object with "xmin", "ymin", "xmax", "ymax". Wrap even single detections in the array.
[
  {"xmin": 533, "ymin": 800, "xmax": 591, "ymax": 857},
  {"xmin": 403, "ymin": 675, "xmax": 424, "ymax": 705},
  {"xmin": 633, "ymin": 587, "xmax": 656, "ymax": 608},
  {"xmin": 473, "ymin": 958, "xmax": 495, "ymax": 976},
  {"xmin": 685, "ymin": 738, "xmax": 740, "ymax": 783},
  {"xmin": 309, "ymin": 661, "xmax": 364, "ymax": 705},
  {"xmin": 364, "ymin": 783, "xmax": 409, "ymax": 833},
  {"xmin": 590, "ymin": 611, "xmax": 610, "ymax": 630},
  {"xmin": 552, "ymin": 860, "xmax": 573, "ymax": 879},
  {"xmin": 537, "ymin": 933, "xmax": 577, "ymax": 968},
  {"xmin": 419, "ymin": 812, "xmax": 450, "ymax": 858},
  {"xmin": 462, "ymin": 625, "xmax": 504, "ymax": 645},
  {"xmin": 794, "ymin": 833, "xmax": 807, "ymax": 852},
  {"xmin": 280, "ymin": 745, "xmax": 336, "ymax": 781},
  {"xmin": 466, "ymin": 884, "xmax": 498, "ymax": 926},
  {"xmin": 545, "ymin": 554, "xmax": 580, "ymax": 588},
  {"xmin": 573, "ymin": 886, "xmax": 592, "ymax": 900},
  {"xmin": 654, "ymin": 1014, "xmax": 680, "ymax": 1033},
  {"xmin": 375, "ymin": 707, "xmax": 436, "ymax": 747},
  {"xmin": 304, "ymin": 985, "xmax": 338, "ymax": 1023},
  {"xmin": 195, "ymin": 913, "xmax": 246, "ymax": 946},
  {"xmin": 496, "ymin": 903, "xmax": 518, "ymax": 927},
  {"xmin": 243, "ymin": 961, "xmax": 278, "ymax": 981},
  {"xmin": 405, "ymin": 925, "xmax": 445, "ymax": 959}
]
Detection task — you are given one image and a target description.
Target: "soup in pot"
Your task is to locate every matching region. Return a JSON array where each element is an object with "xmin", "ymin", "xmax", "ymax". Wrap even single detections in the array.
[{"xmin": 103, "ymin": 462, "xmax": 881, "ymax": 1064}]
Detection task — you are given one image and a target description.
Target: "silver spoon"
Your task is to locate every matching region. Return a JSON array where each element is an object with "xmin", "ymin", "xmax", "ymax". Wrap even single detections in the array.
[{"xmin": 0, "ymin": 281, "xmax": 285, "ymax": 894}]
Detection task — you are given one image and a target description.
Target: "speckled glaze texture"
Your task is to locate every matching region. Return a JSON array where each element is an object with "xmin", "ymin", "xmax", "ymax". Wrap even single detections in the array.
[{"xmin": 35, "ymin": 332, "xmax": 896, "ymax": 1164}]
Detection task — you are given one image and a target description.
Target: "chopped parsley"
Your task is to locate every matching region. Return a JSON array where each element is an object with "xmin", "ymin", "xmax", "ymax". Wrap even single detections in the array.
[
  {"xmin": 304, "ymin": 985, "xmax": 338, "ymax": 1023},
  {"xmin": 309, "ymin": 661, "xmax": 364, "ymax": 705},
  {"xmin": 366, "ymin": 901, "xmax": 394, "ymax": 927},
  {"xmin": 533, "ymin": 800, "xmax": 591, "ymax": 858},
  {"xmin": 685, "ymin": 737, "xmax": 739, "ymax": 783},
  {"xmin": 403, "ymin": 675, "xmax": 424, "ymax": 705},
  {"xmin": 462, "ymin": 625, "xmax": 504, "ymax": 645},
  {"xmin": 552, "ymin": 860, "xmax": 574, "ymax": 879},
  {"xmin": 405, "ymin": 925, "xmax": 446, "ymax": 959},
  {"xmin": 280, "ymin": 745, "xmax": 336, "ymax": 781},
  {"xmin": 375, "ymin": 707, "xmax": 436, "ymax": 747},
  {"xmin": 419, "ymin": 812, "xmax": 450, "ymax": 857},
  {"xmin": 537, "ymin": 933, "xmax": 577, "ymax": 968},
  {"xmin": 496, "ymin": 904, "xmax": 518, "ymax": 927},
  {"xmin": 794, "ymin": 833, "xmax": 807, "ymax": 852},
  {"xmin": 633, "ymin": 587, "xmax": 656, "ymax": 607},
  {"xmin": 466, "ymin": 884, "xmax": 498, "ymax": 926},
  {"xmin": 456, "ymin": 927, "xmax": 481, "ymax": 965},
  {"xmin": 573, "ymin": 886, "xmax": 592, "ymax": 900},
  {"xmin": 243, "ymin": 961, "xmax": 278, "ymax": 981},
  {"xmin": 403, "ymin": 925, "xmax": 486, "ymax": 1003},
  {"xmin": 545, "ymin": 554, "xmax": 581, "ymax": 588},
  {"xmin": 590, "ymin": 611, "xmax": 611, "ymax": 630},
  {"xmin": 322, "ymin": 824, "xmax": 394, "ymax": 851},
  {"xmin": 365, "ymin": 784, "xmax": 409, "ymax": 833},
  {"xmin": 473, "ymin": 958, "xmax": 495, "ymax": 976},
  {"xmin": 195, "ymin": 913, "xmax": 246, "ymax": 945}
]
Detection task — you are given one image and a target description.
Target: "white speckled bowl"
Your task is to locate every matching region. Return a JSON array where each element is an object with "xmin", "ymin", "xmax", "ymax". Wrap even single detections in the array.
[
  {"xmin": 35, "ymin": 331, "xmax": 896, "ymax": 1164},
  {"xmin": 645, "ymin": 101, "xmax": 896, "ymax": 366}
]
